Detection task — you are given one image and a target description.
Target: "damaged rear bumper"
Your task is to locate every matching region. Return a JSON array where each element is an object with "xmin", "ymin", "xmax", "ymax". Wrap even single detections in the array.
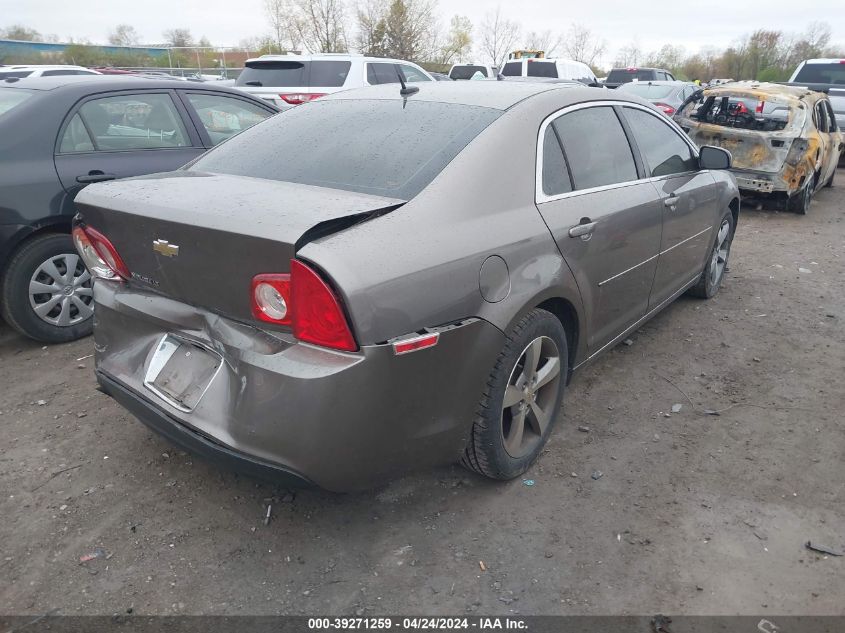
[{"xmin": 92, "ymin": 282, "xmax": 503, "ymax": 491}]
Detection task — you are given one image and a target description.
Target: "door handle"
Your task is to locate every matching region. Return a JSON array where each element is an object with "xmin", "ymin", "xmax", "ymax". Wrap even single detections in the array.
[
  {"xmin": 76, "ymin": 171, "xmax": 117, "ymax": 184},
  {"xmin": 568, "ymin": 221, "xmax": 597, "ymax": 238},
  {"xmin": 664, "ymin": 196, "xmax": 680, "ymax": 209}
]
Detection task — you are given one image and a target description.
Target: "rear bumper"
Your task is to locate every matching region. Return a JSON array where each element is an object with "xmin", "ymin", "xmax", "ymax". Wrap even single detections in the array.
[
  {"xmin": 97, "ymin": 371, "xmax": 314, "ymax": 487},
  {"xmin": 92, "ymin": 282, "xmax": 504, "ymax": 491}
]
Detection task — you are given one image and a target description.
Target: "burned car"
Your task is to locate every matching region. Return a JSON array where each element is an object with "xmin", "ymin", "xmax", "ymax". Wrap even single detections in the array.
[
  {"xmin": 73, "ymin": 82, "xmax": 739, "ymax": 491},
  {"xmin": 675, "ymin": 82, "xmax": 842, "ymax": 213}
]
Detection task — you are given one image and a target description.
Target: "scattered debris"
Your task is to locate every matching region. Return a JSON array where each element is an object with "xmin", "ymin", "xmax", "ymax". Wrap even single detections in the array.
[
  {"xmin": 652, "ymin": 614, "xmax": 673, "ymax": 633},
  {"xmin": 30, "ymin": 463, "xmax": 84, "ymax": 492},
  {"xmin": 570, "ymin": 472, "xmax": 578, "ymax": 478},
  {"xmin": 703, "ymin": 409, "xmax": 721, "ymax": 416},
  {"xmin": 671, "ymin": 404, "xmax": 683, "ymax": 413},
  {"xmin": 76, "ymin": 354, "xmax": 94, "ymax": 361},
  {"xmin": 591, "ymin": 470, "xmax": 603, "ymax": 481},
  {"xmin": 478, "ymin": 560, "xmax": 486, "ymax": 572},
  {"xmin": 805, "ymin": 541, "xmax": 843, "ymax": 557},
  {"xmin": 577, "ymin": 425, "xmax": 590, "ymax": 433},
  {"xmin": 798, "ymin": 268, "xmax": 812, "ymax": 274},
  {"xmin": 522, "ymin": 479, "xmax": 535, "ymax": 486},
  {"xmin": 79, "ymin": 547, "xmax": 107, "ymax": 563},
  {"xmin": 623, "ymin": 339, "xmax": 634, "ymax": 346},
  {"xmin": 264, "ymin": 504, "xmax": 272, "ymax": 526},
  {"xmin": 36, "ymin": 400, "xmax": 47, "ymax": 406}
]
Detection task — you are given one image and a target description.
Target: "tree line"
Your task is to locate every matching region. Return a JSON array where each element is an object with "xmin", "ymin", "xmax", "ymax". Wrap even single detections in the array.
[{"xmin": 2, "ymin": 6, "xmax": 842, "ymax": 79}]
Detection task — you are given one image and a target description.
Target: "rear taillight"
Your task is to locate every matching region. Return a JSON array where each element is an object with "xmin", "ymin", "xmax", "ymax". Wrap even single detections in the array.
[
  {"xmin": 250, "ymin": 260, "xmax": 357, "ymax": 352},
  {"xmin": 755, "ymin": 100, "xmax": 766, "ymax": 114},
  {"xmin": 72, "ymin": 225, "xmax": 130, "ymax": 280},
  {"xmin": 655, "ymin": 102, "xmax": 675, "ymax": 115},
  {"xmin": 279, "ymin": 93, "xmax": 326, "ymax": 105}
]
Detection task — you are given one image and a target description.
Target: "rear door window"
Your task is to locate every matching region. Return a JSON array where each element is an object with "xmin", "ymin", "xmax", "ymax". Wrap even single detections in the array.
[
  {"xmin": 0, "ymin": 71, "xmax": 33, "ymax": 79},
  {"xmin": 551, "ymin": 106, "xmax": 638, "ymax": 189},
  {"xmin": 450, "ymin": 65, "xmax": 488, "ymax": 79},
  {"xmin": 622, "ymin": 107, "xmax": 698, "ymax": 177},
  {"xmin": 185, "ymin": 93, "xmax": 274, "ymax": 145},
  {"xmin": 76, "ymin": 93, "xmax": 190, "ymax": 151},
  {"xmin": 58, "ymin": 113, "xmax": 95, "ymax": 153},
  {"xmin": 501, "ymin": 62, "xmax": 522, "ymax": 76},
  {"xmin": 398, "ymin": 65, "xmax": 432, "ymax": 82},
  {"xmin": 42, "ymin": 69, "xmax": 94, "ymax": 76},
  {"xmin": 541, "ymin": 126, "xmax": 572, "ymax": 196},
  {"xmin": 527, "ymin": 62, "xmax": 558, "ymax": 78}
]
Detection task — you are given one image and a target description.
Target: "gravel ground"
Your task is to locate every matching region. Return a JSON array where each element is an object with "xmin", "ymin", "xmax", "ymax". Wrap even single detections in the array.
[{"xmin": 1, "ymin": 172, "xmax": 844, "ymax": 617}]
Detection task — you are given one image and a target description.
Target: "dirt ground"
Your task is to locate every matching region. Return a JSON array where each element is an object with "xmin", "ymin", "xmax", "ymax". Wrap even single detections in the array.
[{"xmin": 2, "ymin": 172, "xmax": 844, "ymax": 617}]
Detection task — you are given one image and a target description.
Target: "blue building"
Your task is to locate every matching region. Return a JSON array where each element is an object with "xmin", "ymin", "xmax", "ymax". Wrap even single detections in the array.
[{"xmin": 0, "ymin": 39, "xmax": 169, "ymax": 61}]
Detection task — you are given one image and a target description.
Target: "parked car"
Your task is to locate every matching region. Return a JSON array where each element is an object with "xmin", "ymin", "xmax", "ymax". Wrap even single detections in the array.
[
  {"xmin": 0, "ymin": 75, "xmax": 278, "ymax": 343},
  {"xmin": 235, "ymin": 53, "xmax": 434, "ymax": 109},
  {"xmin": 787, "ymin": 58, "xmax": 845, "ymax": 164},
  {"xmin": 449, "ymin": 63, "xmax": 498, "ymax": 80},
  {"xmin": 617, "ymin": 80, "xmax": 699, "ymax": 116},
  {"xmin": 499, "ymin": 58, "xmax": 597, "ymax": 84},
  {"xmin": 604, "ymin": 67, "xmax": 677, "ymax": 89},
  {"xmin": 0, "ymin": 65, "xmax": 101, "ymax": 79},
  {"xmin": 74, "ymin": 82, "xmax": 739, "ymax": 491},
  {"xmin": 675, "ymin": 81, "xmax": 842, "ymax": 213}
]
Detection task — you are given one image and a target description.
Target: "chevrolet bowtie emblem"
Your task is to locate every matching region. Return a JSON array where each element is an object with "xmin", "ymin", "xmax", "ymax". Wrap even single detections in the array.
[{"xmin": 152, "ymin": 239, "xmax": 179, "ymax": 257}]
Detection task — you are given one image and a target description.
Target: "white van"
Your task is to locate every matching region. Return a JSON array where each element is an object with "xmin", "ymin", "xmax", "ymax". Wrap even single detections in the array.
[{"xmin": 500, "ymin": 58, "xmax": 596, "ymax": 85}]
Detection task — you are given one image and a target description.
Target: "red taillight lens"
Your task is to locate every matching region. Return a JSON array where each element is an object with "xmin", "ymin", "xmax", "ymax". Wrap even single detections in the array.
[
  {"xmin": 655, "ymin": 102, "xmax": 675, "ymax": 115},
  {"xmin": 290, "ymin": 260, "xmax": 357, "ymax": 351},
  {"xmin": 251, "ymin": 274, "xmax": 291, "ymax": 324},
  {"xmin": 755, "ymin": 100, "xmax": 765, "ymax": 114},
  {"xmin": 250, "ymin": 261, "xmax": 357, "ymax": 352},
  {"xmin": 72, "ymin": 225, "xmax": 130, "ymax": 280},
  {"xmin": 279, "ymin": 93, "xmax": 326, "ymax": 105}
]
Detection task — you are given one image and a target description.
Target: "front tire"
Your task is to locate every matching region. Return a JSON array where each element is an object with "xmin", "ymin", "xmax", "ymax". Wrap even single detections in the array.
[
  {"xmin": 0, "ymin": 233, "xmax": 94, "ymax": 343},
  {"xmin": 688, "ymin": 209, "xmax": 734, "ymax": 299},
  {"xmin": 462, "ymin": 308, "xmax": 568, "ymax": 480}
]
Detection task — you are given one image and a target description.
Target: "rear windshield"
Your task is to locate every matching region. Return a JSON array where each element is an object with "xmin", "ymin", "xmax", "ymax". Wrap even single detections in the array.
[
  {"xmin": 236, "ymin": 60, "xmax": 351, "ymax": 88},
  {"xmin": 608, "ymin": 69, "xmax": 655, "ymax": 83},
  {"xmin": 0, "ymin": 88, "xmax": 34, "ymax": 117},
  {"xmin": 501, "ymin": 62, "xmax": 522, "ymax": 76},
  {"xmin": 450, "ymin": 65, "xmax": 488, "ymax": 80},
  {"xmin": 793, "ymin": 62, "xmax": 845, "ymax": 85},
  {"xmin": 189, "ymin": 99, "xmax": 501, "ymax": 199},
  {"xmin": 527, "ymin": 62, "xmax": 558, "ymax": 78},
  {"xmin": 679, "ymin": 93, "xmax": 794, "ymax": 131},
  {"xmin": 619, "ymin": 83, "xmax": 676, "ymax": 98}
]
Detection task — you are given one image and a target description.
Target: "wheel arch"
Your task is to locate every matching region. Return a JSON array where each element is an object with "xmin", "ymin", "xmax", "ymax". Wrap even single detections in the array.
[{"xmin": 0, "ymin": 218, "xmax": 72, "ymax": 278}]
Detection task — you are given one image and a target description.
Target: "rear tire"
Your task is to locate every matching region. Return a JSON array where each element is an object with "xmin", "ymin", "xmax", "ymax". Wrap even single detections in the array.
[
  {"xmin": 825, "ymin": 167, "xmax": 835, "ymax": 188},
  {"xmin": 462, "ymin": 309, "xmax": 568, "ymax": 480},
  {"xmin": 0, "ymin": 233, "xmax": 94, "ymax": 343},
  {"xmin": 688, "ymin": 208, "xmax": 734, "ymax": 299},
  {"xmin": 788, "ymin": 175, "xmax": 815, "ymax": 214}
]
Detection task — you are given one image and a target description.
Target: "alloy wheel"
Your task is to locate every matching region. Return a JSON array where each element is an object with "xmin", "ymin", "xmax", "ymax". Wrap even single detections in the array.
[
  {"xmin": 501, "ymin": 336, "xmax": 562, "ymax": 458},
  {"xmin": 28, "ymin": 253, "xmax": 93, "ymax": 327},
  {"xmin": 709, "ymin": 219, "xmax": 731, "ymax": 287}
]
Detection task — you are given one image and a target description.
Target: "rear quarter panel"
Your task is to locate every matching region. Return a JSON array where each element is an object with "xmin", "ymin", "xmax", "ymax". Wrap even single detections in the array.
[{"xmin": 300, "ymin": 95, "xmax": 587, "ymax": 361}]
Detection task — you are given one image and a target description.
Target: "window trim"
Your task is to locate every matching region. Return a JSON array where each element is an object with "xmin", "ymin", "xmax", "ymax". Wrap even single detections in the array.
[{"xmin": 536, "ymin": 101, "xmax": 698, "ymax": 204}]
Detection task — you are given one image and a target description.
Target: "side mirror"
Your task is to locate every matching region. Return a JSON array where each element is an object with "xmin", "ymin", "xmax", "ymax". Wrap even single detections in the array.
[{"xmin": 699, "ymin": 145, "xmax": 732, "ymax": 170}]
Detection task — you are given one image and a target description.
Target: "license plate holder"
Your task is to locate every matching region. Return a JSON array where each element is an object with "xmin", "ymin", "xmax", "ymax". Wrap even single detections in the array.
[{"xmin": 144, "ymin": 335, "xmax": 222, "ymax": 411}]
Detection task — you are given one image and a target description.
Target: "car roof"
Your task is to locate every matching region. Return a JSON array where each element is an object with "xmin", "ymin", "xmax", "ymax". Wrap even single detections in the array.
[
  {"xmin": 0, "ymin": 64, "xmax": 92, "ymax": 71},
  {"xmin": 619, "ymin": 80, "xmax": 690, "ymax": 86},
  {"xmin": 0, "ymin": 74, "xmax": 233, "ymax": 93},
  {"xmin": 320, "ymin": 81, "xmax": 636, "ymax": 111},
  {"xmin": 702, "ymin": 81, "xmax": 826, "ymax": 103},
  {"xmin": 246, "ymin": 53, "xmax": 425, "ymax": 65},
  {"xmin": 800, "ymin": 58, "xmax": 845, "ymax": 64}
]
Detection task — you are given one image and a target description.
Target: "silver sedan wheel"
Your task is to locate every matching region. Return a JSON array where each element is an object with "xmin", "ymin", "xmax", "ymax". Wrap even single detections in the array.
[
  {"xmin": 28, "ymin": 253, "xmax": 93, "ymax": 327},
  {"xmin": 709, "ymin": 219, "xmax": 731, "ymax": 287},
  {"xmin": 501, "ymin": 336, "xmax": 562, "ymax": 459}
]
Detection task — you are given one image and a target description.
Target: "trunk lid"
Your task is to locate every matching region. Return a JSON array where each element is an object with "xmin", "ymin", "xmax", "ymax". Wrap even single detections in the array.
[{"xmin": 74, "ymin": 171, "xmax": 404, "ymax": 323}]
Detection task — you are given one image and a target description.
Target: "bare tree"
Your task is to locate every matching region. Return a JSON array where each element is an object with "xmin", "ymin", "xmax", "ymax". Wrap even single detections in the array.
[
  {"xmin": 1, "ymin": 24, "xmax": 41, "ymax": 41},
  {"xmin": 435, "ymin": 15, "xmax": 472, "ymax": 65},
  {"xmin": 292, "ymin": 0, "xmax": 348, "ymax": 53},
  {"xmin": 264, "ymin": 0, "xmax": 303, "ymax": 52},
  {"xmin": 108, "ymin": 24, "xmax": 140, "ymax": 47},
  {"xmin": 355, "ymin": 0, "xmax": 388, "ymax": 55},
  {"xmin": 381, "ymin": 0, "xmax": 438, "ymax": 61},
  {"xmin": 479, "ymin": 6, "xmax": 520, "ymax": 68},
  {"xmin": 614, "ymin": 40, "xmax": 642, "ymax": 67},
  {"xmin": 523, "ymin": 29, "xmax": 561, "ymax": 57},
  {"xmin": 163, "ymin": 28, "xmax": 194, "ymax": 48},
  {"xmin": 561, "ymin": 23, "xmax": 605, "ymax": 66}
]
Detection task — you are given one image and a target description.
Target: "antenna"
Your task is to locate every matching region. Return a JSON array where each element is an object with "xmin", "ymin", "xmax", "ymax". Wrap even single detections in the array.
[{"xmin": 395, "ymin": 64, "xmax": 419, "ymax": 97}]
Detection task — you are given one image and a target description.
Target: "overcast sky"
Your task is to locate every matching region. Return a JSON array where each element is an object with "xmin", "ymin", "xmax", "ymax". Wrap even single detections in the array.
[{"xmin": 4, "ymin": 0, "xmax": 844, "ymax": 66}]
